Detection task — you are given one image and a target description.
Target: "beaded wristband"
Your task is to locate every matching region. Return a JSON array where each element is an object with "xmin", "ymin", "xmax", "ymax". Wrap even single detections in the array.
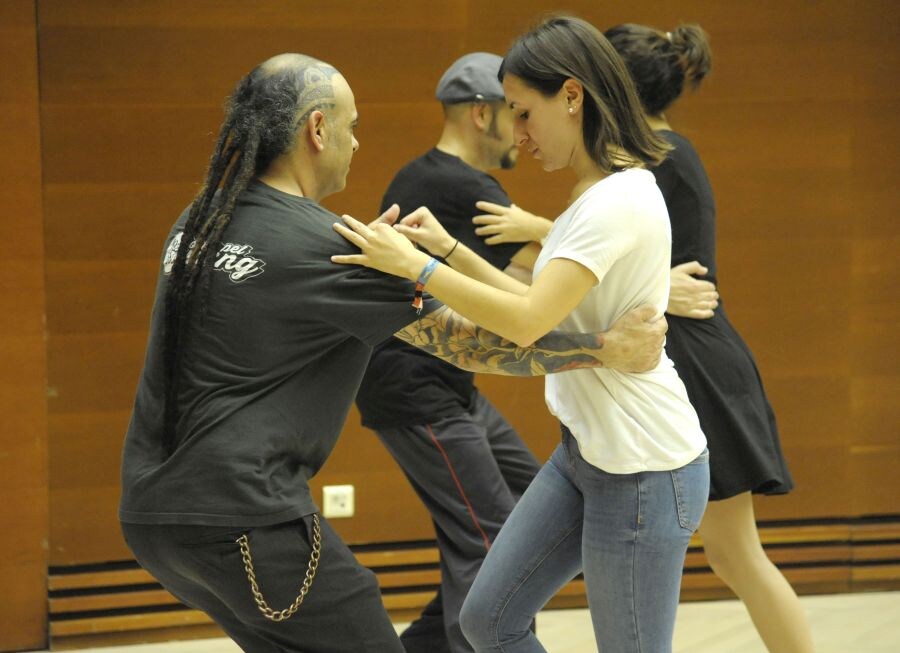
[{"xmin": 412, "ymin": 257, "xmax": 439, "ymax": 313}]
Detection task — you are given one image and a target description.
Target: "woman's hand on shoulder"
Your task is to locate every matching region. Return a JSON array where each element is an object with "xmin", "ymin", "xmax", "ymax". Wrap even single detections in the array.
[
  {"xmin": 332, "ymin": 213, "xmax": 429, "ymax": 280},
  {"xmin": 393, "ymin": 206, "xmax": 458, "ymax": 259}
]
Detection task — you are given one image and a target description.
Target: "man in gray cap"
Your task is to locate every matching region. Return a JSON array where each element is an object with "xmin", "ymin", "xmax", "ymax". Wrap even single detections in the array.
[{"xmin": 355, "ymin": 53, "xmax": 540, "ymax": 653}]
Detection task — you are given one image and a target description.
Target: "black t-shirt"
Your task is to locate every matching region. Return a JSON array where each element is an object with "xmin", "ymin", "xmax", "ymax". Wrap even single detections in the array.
[
  {"xmin": 652, "ymin": 131, "xmax": 718, "ymax": 283},
  {"xmin": 119, "ymin": 181, "xmax": 439, "ymax": 526},
  {"xmin": 355, "ymin": 148, "xmax": 523, "ymax": 428}
]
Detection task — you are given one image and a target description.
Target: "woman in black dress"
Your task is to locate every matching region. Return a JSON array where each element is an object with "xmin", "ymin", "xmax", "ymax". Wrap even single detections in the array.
[
  {"xmin": 475, "ymin": 21, "xmax": 815, "ymax": 653},
  {"xmin": 605, "ymin": 23, "xmax": 814, "ymax": 653}
]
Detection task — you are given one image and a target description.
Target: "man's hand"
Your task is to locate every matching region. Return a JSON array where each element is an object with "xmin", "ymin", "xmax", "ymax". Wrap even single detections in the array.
[
  {"xmin": 600, "ymin": 306, "xmax": 668, "ymax": 373},
  {"xmin": 668, "ymin": 261, "xmax": 718, "ymax": 319}
]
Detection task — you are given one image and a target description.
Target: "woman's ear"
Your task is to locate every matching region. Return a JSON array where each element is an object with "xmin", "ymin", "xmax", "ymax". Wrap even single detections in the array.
[{"xmin": 562, "ymin": 78, "xmax": 584, "ymax": 113}]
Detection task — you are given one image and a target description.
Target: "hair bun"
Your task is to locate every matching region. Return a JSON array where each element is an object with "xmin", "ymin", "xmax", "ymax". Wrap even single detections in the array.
[{"xmin": 670, "ymin": 24, "xmax": 712, "ymax": 88}]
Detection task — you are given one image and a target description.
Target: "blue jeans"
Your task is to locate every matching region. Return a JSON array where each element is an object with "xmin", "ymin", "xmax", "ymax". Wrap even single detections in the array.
[{"xmin": 459, "ymin": 428, "xmax": 709, "ymax": 653}]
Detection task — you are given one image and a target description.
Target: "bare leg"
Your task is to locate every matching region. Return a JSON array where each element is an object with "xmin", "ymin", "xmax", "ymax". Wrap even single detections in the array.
[{"xmin": 698, "ymin": 492, "xmax": 815, "ymax": 653}]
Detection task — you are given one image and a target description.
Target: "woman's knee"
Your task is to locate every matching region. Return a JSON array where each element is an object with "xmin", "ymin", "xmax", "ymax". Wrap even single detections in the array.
[
  {"xmin": 704, "ymin": 535, "xmax": 771, "ymax": 586},
  {"xmin": 699, "ymin": 493, "xmax": 769, "ymax": 581},
  {"xmin": 459, "ymin": 592, "xmax": 494, "ymax": 647},
  {"xmin": 703, "ymin": 540, "xmax": 738, "ymax": 580}
]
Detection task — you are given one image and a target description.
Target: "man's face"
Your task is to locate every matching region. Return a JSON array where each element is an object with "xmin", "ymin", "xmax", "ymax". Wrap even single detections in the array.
[
  {"xmin": 485, "ymin": 102, "xmax": 519, "ymax": 170},
  {"xmin": 321, "ymin": 74, "xmax": 359, "ymax": 197}
]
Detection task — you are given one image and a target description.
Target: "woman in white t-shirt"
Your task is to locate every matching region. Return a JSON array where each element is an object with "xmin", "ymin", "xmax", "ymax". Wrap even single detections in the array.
[{"xmin": 333, "ymin": 16, "xmax": 709, "ymax": 653}]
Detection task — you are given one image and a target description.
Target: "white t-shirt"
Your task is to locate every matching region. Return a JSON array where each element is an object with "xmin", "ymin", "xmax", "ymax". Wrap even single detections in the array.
[{"xmin": 535, "ymin": 168, "xmax": 706, "ymax": 473}]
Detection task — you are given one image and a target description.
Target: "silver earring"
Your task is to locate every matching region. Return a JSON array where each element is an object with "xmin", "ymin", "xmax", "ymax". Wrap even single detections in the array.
[{"xmin": 568, "ymin": 107, "xmax": 574, "ymax": 114}]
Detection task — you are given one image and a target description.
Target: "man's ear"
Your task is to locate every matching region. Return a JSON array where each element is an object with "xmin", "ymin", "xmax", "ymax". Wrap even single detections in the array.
[
  {"xmin": 304, "ymin": 110, "xmax": 327, "ymax": 152},
  {"xmin": 470, "ymin": 103, "xmax": 489, "ymax": 131}
]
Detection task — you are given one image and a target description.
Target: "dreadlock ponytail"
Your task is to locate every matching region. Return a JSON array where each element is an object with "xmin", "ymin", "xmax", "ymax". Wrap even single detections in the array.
[{"xmin": 160, "ymin": 54, "xmax": 339, "ymax": 455}]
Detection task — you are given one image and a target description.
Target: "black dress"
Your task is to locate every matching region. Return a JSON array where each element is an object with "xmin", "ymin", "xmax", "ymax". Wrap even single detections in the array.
[{"xmin": 653, "ymin": 130, "xmax": 793, "ymax": 501}]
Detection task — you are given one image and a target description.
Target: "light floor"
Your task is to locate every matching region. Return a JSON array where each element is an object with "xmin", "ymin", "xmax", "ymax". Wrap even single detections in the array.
[{"xmin": 36, "ymin": 591, "xmax": 899, "ymax": 653}]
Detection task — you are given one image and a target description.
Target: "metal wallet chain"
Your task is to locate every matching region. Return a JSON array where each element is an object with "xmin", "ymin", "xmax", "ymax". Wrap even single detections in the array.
[{"xmin": 236, "ymin": 513, "xmax": 322, "ymax": 622}]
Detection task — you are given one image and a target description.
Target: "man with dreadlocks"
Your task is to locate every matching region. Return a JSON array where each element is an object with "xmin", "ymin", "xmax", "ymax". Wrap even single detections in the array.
[{"xmin": 119, "ymin": 53, "xmax": 666, "ymax": 652}]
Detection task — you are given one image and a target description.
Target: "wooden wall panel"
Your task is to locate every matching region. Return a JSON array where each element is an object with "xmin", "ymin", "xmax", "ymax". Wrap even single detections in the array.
[
  {"xmin": 1, "ymin": 1, "xmax": 49, "ymax": 650},
  {"xmin": 34, "ymin": 0, "xmax": 899, "ymax": 594},
  {"xmin": 845, "ymin": 4, "xmax": 900, "ymax": 519}
]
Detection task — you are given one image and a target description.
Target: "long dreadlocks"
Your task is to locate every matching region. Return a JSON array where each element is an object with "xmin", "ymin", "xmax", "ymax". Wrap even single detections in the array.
[{"xmin": 162, "ymin": 54, "xmax": 339, "ymax": 455}]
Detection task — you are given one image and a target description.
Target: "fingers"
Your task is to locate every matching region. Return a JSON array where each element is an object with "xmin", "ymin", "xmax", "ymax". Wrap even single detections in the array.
[
  {"xmin": 474, "ymin": 200, "xmax": 507, "ymax": 214},
  {"xmin": 690, "ymin": 289, "xmax": 718, "ymax": 303},
  {"xmin": 393, "ymin": 224, "xmax": 421, "ymax": 240},
  {"xmin": 672, "ymin": 260, "xmax": 709, "ymax": 276},
  {"xmin": 330, "ymin": 253, "xmax": 368, "ymax": 265},
  {"xmin": 656, "ymin": 315, "xmax": 668, "ymax": 335},
  {"xmin": 484, "ymin": 234, "xmax": 504, "ymax": 245},
  {"xmin": 672, "ymin": 272, "xmax": 717, "ymax": 295},
  {"xmin": 340, "ymin": 214, "xmax": 373, "ymax": 236},
  {"xmin": 472, "ymin": 214, "xmax": 502, "ymax": 225},
  {"xmin": 399, "ymin": 206, "xmax": 430, "ymax": 227},
  {"xmin": 694, "ymin": 292, "xmax": 719, "ymax": 310},
  {"xmin": 333, "ymin": 221, "xmax": 369, "ymax": 249},
  {"xmin": 688, "ymin": 277, "xmax": 717, "ymax": 293},
  {"xmin": 632, "ymin": 304, "xmax": 659, "ymax": 322},
  {"xmin": 370, "ymin": 203, "xmax": 400, "ymax": 227},
  {"xmin": 394, "ymin": 224, "xmax": 438, "ymax": 251},
  {"xmin": 474, "ymin": 224, "xmax": 501, "ymax": 236}
]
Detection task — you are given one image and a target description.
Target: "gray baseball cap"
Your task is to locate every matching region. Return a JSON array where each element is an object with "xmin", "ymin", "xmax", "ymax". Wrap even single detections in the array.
[{"xmin": 435, "ymin": 52, "xmax": 506, "ymax": 104}]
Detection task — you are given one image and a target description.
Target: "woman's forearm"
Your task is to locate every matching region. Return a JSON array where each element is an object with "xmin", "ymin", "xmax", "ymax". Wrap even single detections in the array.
[
  {"xmin": 331, "ymin": 215, "xmax": 594, "ymax": 347},
  {"xmin": 443, "ymin": 241, "xmax": 529, "ymax": 294},
  {"xmin": 414, "ymin": 256, "xmax": 595, "ymax": 348},
  {"xmin": 420, "ymin": 263, "xmax": 543, "ymax": 346}
]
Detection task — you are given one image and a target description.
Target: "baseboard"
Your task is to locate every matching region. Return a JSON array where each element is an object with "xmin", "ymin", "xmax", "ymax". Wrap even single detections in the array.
[{"xmin": 48, "ymin": 515, "xmax": 900, "ymax": 648}]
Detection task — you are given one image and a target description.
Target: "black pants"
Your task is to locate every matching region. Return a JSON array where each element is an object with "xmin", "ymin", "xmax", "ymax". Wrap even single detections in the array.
[
  {"xmin": 374, "ymin": 392, "xmax": 541, "ymax": 653},
  {"xmin": 122, "ymin": 515, "xmax": 403, "ymax": 652}
]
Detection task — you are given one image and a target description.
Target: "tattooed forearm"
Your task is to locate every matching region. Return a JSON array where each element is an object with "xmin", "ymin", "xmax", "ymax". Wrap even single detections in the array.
[{"xmin": 394, "ymin": 306, "xmax": 604, "ymax": 376}]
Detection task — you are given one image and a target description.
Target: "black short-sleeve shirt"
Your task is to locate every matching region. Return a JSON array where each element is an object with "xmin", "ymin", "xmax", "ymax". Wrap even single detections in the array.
[
  {"xmin": 355, "ymin": 148, "xmax": 523, "ymax": 428},
  {"xmin": 119, "ymin": 181, "xmax": 439, "ymax": 526}
]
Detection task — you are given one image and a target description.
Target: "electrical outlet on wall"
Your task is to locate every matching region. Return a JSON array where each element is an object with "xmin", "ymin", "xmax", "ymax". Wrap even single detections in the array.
[{"xmin": 322, "ymin": 484, "xmax": 355, "ymax": 518}]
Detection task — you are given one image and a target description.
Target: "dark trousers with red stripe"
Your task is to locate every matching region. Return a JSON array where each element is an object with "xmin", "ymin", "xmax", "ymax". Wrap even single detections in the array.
[{"xmin": 373, "ymin": 391, "xmax": 541, "ymax": 653}]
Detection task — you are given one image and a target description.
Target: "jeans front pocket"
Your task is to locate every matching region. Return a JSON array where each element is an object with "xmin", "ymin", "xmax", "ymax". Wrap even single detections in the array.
[{"xmin": 670, "ymin": 450, "xmax": 710, "ymax": 532}]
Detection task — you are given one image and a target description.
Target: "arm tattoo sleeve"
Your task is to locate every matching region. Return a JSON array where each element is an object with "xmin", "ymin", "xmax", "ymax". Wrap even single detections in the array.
[{"xmin": 394, "ymin": 306, "xmax": 604, "ymax": 377}]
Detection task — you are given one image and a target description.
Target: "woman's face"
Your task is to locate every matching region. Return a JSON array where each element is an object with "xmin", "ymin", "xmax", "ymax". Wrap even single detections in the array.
[{"xmin": 502, "ymin": 73, "xmax": 580, "ymax": 172}]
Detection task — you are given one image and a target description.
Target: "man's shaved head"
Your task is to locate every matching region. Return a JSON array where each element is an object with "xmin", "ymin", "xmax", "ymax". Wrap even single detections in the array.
[
  {"xmin": 213, "ymin": 53, "xmax": 347, "ymax": 175},
  {"xmin": 256, "ymin": 53, "xmax": 341, "ymax": 125}
]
